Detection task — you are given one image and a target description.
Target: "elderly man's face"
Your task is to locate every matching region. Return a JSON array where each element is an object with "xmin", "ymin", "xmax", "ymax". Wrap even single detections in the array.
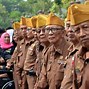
[
  {"xmin": 45, "ymin": 25, "xmax": 64, "ymax": 44},
  {"xmin": 27, "ymin": 30, "xmax": 34, "ymax": 39},
  {"xmin": 36, "ymin": 27, "xmax": 48, "ymax": 43},
  {"xmin": 73, "ymin": 21, "xmax": 89, "ymax": 48},
  {"xmin": 66, "ymin": 26, "xmax": 77, "ymax": 42},
  {"xmin": 14, "ymin": 30, "xmax": 22, "ymax": 39},
  {"xmin": 20, "ymin": 25, "xmax": 27, "ymax": 37}
]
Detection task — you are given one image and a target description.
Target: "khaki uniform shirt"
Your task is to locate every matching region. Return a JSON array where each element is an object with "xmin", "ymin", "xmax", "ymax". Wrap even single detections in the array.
[
  {"xmin": 35, "ymin": 43, "xmax": 50, "ymax": 77},
  {"xmin": 37, "ymin": 38, "xmax": 70, "ymax": 89},
  {"xmin": 24, "ymin": 40, "xmax": 38, "ymax": 72},
  {"xmin": 15, "ymin": 39, "xmax": 32, "ymax": 85},
  {"xmin": 60, "ymin": 44, "xmax": 80, "ymax": 89},
  {"xmin": 60, "ymin": 45, "xmax": 85, "ymax": 89},
  {"xmin": 35, "ymin": 44, "xmax": 45, "ymax": 77},
  {"xmin": 77, "ymin": 48, "xmax": 89, "ymax": 89}
]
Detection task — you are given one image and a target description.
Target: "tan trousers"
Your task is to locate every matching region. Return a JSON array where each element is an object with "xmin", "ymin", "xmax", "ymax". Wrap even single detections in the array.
[
  {"xmin": 13, "ymin": 65, "xmax": 19, "ymax": 89},
  {"xmin": 21, "ymin": 73, "xmax": 28, "ymax": 89},
  {"xmin": 26, "ymin": 74, "xmax": 36, "ymax": 89}
]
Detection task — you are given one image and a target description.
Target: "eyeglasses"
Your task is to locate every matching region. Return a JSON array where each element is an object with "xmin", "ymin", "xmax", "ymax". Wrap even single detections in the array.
[
  {"xmin": 20, "ymin": 27, "xmax": 27, "ymax": 30},
  {"xmin": 45, "ymin": 27, "xmax": 63, "ymax": 33},
  {"xmin": 36, "ymin": 28, "xmax": 45, "ymax": 33}
]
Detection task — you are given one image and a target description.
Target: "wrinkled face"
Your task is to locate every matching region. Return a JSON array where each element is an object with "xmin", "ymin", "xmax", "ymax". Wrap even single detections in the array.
[
  {"xmin": 4, "ymin": 34, "xmax": 10, "ymax": 44},
  {"xmin": 66, "ymin": 26, "xmax": 77, "ymax": 42},
  {"xmin": 36, "ymin": 27, "xmax": 48, "ymax": 43},
  {"xmin": 20, "ymin": 25, "xmax": 27, "ymax": 37},
  {"xmin": 27, "ymin": 30, "xmax": 34, "ymax": 39},
  {"xmin": 73, "ymin": 21, "xmax": 89, "ymax": 48},
  {"xmin": 45, "ymin": 25, "xmax": 64, "ymax": 44},
  {"xmin": 14, "ymin": 30, "xmax": 22, "ymax": 39}
]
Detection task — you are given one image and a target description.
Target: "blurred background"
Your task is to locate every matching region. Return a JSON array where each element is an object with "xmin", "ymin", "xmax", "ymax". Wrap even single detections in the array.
[{"xmin": 0, "ymin": 0, "xmax": 85, "ymax": 28}]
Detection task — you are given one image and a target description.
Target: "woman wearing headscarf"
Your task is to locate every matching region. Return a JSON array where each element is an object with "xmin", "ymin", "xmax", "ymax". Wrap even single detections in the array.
[{"xmin": 0, "ymin": 32, "xmax": 15, "ymax": 88}]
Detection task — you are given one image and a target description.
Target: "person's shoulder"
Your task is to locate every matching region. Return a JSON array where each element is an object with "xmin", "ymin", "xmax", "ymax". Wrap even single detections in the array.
[{"xmin": 28, "ymin": 40, "xmax": 37, "ymax": 51}]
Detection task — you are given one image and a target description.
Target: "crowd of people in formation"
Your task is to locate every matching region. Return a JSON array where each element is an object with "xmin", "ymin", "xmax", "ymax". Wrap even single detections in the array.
[{"xmin": 0, "ymin": 0, "xmax": 89, "ymax": 89}]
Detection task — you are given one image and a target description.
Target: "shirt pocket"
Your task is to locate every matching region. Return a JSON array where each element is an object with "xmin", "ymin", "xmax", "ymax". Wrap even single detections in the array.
[
  {"xmin": 55, "ymin": 62, "xmax": 64, "ymax": 81},
  {"xmin": 28, "ymin": 48, "xmax": 34, "ymax": 56}
]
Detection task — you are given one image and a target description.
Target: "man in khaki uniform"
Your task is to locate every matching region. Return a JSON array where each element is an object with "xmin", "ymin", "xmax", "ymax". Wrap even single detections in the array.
[
  {"xmin": 6, "ymin": 22, "xmax": 23, "ymax": 89},
  {"xmin": 70, "ymin": 4, "xmax": 89, "ymax": 89},
  {"xmin": 24, "ymin": 14, "xmax": 50, "ymax": 89},
  {"xmin": 60, "ymin": 34, "xmax": 80, "ymax": 89},
  {"xmin": 60, "ymin": 6, "xmax": 81, "ymax": 88},
  {"xmin": 8, "ymin": 46, "xmax": 20, "ymax": 89},
  {"xmin": 36, "ymin": 13, "xmax": 70, "ymax": 89},
  {"xmin": 15, "ymin": 17, "xmax": 30, "ymax": 89},
  {"xmin": 61, "ymin": 4, "xmax": 89, "ymax": 89},
  {"xmin": 23, "ymin": 16, "xmax": 38, "ymax": 89},
  {"xmin": 34, "ymin": 14, "xmax": 50, "ymax": 89}
]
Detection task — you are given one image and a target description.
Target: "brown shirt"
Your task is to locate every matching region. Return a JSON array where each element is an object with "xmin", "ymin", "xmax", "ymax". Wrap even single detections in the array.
[
  {"xmin": 60, "ymin": 45, "xmax": 85, "ymax": 89},
  {"xmin": 24, "ymin": 40, "xmax": 38, "ymax": 71},
  {"xmin": 79, "ymin": 52, "xmax": 89, "ymax": 89},
  {"xmin": 15, "ymin": 39, "xmax": 33, "ymax": 81},
  {"xmin": 35, "ymin": 43, "xmax": 50, "ymax": 80},
  {"xmin": 37, "ymin": 38, "xmax": 70, "ymax": 89},
  {"xmin": 75, "ymin": 47, "xmax": 89, "ymax": 89},
  {"xmin": 60, "ymin": 44, "xmax": 80, "ymax": 89}
]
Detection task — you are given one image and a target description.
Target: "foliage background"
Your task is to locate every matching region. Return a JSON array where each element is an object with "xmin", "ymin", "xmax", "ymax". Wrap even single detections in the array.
[{"xmin": 0, "ymin": 0, "xmax": 84, "ymax": 28}]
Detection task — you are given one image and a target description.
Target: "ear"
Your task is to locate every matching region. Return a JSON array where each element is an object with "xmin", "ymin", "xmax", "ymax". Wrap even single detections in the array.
[{"xmin": 61, "ymin": 30, "xmax": 66, "ymax": 39}]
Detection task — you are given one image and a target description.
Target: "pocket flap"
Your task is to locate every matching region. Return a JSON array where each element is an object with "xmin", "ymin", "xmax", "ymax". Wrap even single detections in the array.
[{"xmin": 18, "ymin": 52, "xmax": 23, "ymax": 56}]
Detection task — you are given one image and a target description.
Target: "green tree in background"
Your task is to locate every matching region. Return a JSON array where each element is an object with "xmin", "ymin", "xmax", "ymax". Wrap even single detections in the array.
[
  {"xmin": 10, "ymin": 11, "xmax": 21, "ymax": 21},
  {"xmin": 0, "ymin": 3, "xmax": 9, "ymax": 28},
  {"xmin": 0, "ymin": 0, "xmax": 85, "ymax": 28},
  {"xmin": 55, "ymin": 0, "xmax": 61, "ymax": 5}
]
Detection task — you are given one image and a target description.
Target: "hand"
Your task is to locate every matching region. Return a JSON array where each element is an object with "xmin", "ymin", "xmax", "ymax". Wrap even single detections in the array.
[
  {"xmin": 6, "ymin": 63, "xmax": 11, "ymax": 69},
  {"xmin": 18, "ymin": 80, "xmax": 22, "ymax": 87},
  {"xmin": 0, "ymin": 66, "xmax": 3, "ymax": 69},
  {"xmin": 0, "ymin": 57, "xmax": 5, "ymax": 63}
]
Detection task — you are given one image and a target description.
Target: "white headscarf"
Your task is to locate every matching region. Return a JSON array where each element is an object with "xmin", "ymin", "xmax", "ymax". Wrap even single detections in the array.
[{"xmin": 6, "ymin": 29, "xmax": 14, "ymax": 42}]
